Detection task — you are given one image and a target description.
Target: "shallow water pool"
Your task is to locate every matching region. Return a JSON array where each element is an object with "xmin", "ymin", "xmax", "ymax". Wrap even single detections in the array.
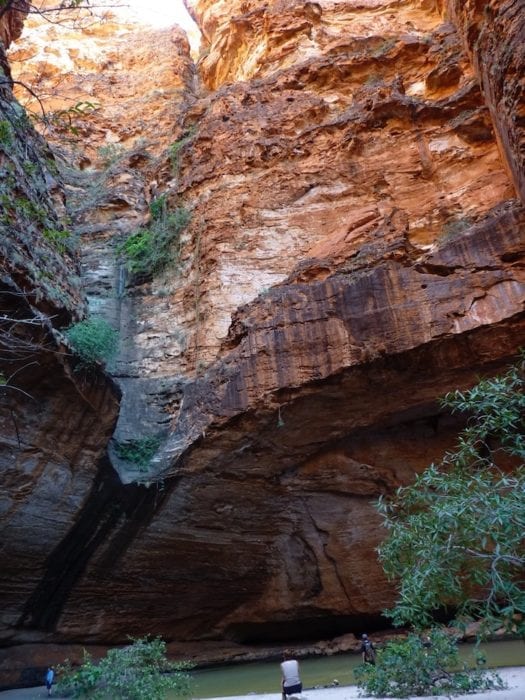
[{"xmin": 176, "ymin": 639, "xmax": 524, "ymax": 699}]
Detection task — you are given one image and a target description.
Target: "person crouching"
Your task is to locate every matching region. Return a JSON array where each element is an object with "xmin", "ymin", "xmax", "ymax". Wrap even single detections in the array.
[{"xmin": 281, "ymin": 650, "xmax": 302, "ymax": 700}]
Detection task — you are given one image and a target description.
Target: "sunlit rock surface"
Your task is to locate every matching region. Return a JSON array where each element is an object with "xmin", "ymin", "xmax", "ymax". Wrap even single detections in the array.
[{"xmin": 0, "ymin": 0, "xmax": 524, "ymax": 688}]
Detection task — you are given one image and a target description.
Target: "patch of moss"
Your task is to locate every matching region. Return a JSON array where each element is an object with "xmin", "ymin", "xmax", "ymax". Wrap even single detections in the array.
[
  {"xmin": 0, "ymin": 119, "xmax": 13, "ymax": 146},
  {"xmin": 114, "ymin": 436, "xmax": 163, "ymax": 470}
]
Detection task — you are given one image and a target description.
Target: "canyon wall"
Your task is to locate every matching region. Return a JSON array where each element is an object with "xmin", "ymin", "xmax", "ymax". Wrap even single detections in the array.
[
  {"xmin": 0, "ymin": 0, "xmax": 524, "ymax": 688},
  {"xmin": 0, "ymin": 2, "xmax": 121, "ymax": 686},
  {"xmin": 444, "ymin": 0, "xmax": 525, "ymax": 201}
]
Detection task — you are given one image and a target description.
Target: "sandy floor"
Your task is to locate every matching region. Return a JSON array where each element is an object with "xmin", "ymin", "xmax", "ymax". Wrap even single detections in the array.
[{"xmin": 0, "ymin": 666, "xmax": 523, "ymax": 699}]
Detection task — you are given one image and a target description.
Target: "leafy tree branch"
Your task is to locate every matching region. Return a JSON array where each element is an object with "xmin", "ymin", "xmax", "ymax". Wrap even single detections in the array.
[{"xmin": 377, "ymin": 354, "xmax": 525, "ymax": 638}]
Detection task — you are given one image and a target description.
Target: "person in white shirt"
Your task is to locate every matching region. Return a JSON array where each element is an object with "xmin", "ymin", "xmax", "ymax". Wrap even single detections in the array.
[{"xmin": 281, "ymin": 650, "xmax": 302, "ymax": 700}]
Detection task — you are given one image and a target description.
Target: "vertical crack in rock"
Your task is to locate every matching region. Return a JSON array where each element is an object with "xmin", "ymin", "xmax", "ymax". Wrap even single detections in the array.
[
  {"xmin": 301, "ymin": 497, "xmax": 347, "ymax": 602},
  {"xmin": 446, "ymin": 0, "xmax": 525, "ymax": 201},
  {"xmin": 17, "ymin": 463, "xmax": 174, "ymax": 631}
]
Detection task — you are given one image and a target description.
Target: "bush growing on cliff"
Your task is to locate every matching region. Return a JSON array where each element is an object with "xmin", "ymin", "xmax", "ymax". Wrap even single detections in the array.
[
  {"xmin": 0, "ymin": 119, "xmax": 13, "ymax": 146},
  {"xmin": 114, "ymin": 436, "xmax": 163, "ymax": 470},
  {"xmin": 377, "ymin": 354, "xmax": 525, "ymax": 638},
  {"xmin": 98, "ymin": 142, "xmax": 126, "ymax": 167},
  {"xmin": 57, "ymin": 636, "xmax": 193, "ymax": 700},
  {"xmin": 148, "ymin": 193, "xmax": 168, "ymax": 221},
  {"xmin": 118, "ymin": 203, "xmax": 190, "ymax": 282},
  {"xmin": 65, "ymin": 317, "xmax": 118, "ymax": 369},
  {"xmin": 440, "ymin": 215, "xmax": 473, "ymax": 239},
  {"xmin": 169, "ymin": 128, "xmax": 196, "ymax": 174},
  {"xmin": 43, "ymin": 227, "xmax": 74, "ymax": 254},
  {"xmin": 354, "ymin": 628, "xmax": 504, "ymax": 698}
]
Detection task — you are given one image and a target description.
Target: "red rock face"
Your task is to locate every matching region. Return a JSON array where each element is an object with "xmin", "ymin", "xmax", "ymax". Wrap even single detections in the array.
[
  {"xmin": 1, "ymin": 0, "xmax": 524, "ymax": 687},
  {"xmin": 177, "ymin": 0, "xmax": 517, "ymax": 371},
  {"xmin": 444, "ymin": 0, "xmax": 525, "ymax": 201},
  {"xmin": 0, "ymin": 0, "xmax": 29, "ymax": 49}
]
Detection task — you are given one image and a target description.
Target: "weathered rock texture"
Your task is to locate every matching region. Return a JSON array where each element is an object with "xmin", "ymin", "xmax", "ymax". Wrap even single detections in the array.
[
  {"xmin": 0, "ymin": 0, "xmax": 29, "ymax": 50},
  {"xmin": 0, "ymin": 3, "xmax": 120, "ymax": 686},
  {"xmin": 0, "ymin": 0, "xmax": 524, "ymax": 688},
  {"xmin": 443, "ymin": 0, "xmax": 525, "ymax": 201}
]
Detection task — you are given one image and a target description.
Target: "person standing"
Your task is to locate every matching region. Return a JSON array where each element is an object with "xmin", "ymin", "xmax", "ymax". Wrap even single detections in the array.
[
  {"xmin": 281, "ymin": 650, "xmax": 302, "ymax": 700},
  {"xmin": 45, "ymin": 666, "xmax": 55, "ymax": 696},
  {"xmin": 360, "ymin": 634, "xmax": 376, "ymax": 665}
]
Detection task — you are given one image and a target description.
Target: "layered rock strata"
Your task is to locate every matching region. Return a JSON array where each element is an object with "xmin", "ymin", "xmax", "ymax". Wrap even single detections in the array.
[
  {"xmin": 0, "ymin": 0, "xmax": 524, "ymax": 688},
  {"xmin": 444, "ymin": 0, "xmax": 525, "ymax": 201}
]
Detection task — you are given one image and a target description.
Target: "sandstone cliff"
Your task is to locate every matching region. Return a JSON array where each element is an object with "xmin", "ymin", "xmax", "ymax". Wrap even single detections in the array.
[
  {"xmin": 0, "ymin": 0, "xmax": 524, "ymax": 688},
  {"xmin": 0, "ymin": 3, "xmax": 120, "ymax": 685}
]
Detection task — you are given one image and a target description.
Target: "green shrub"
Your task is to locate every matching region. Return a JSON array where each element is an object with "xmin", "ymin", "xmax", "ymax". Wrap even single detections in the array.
[
  {"xmin": 114, "ymin": 436, "xmax": 162, "ymax": 470},
  {"xmin": 149, "ymin": 194, "xmax": 168, "ymax": 221},
  {"xmin": 98, "ymin": 143, "xmax": 125, "ymax": 167},
  {"xmin": 43, "ymin": 227, "xmax": 73, "ymax": 253},
  {"xmin": 57, "ymin": 636, "xmax": 193, "ymax": 700},
  {"xmin": 377, "ymin": 356, "xmax": 525, "ymax": 637},
  {"xmin": 441, "ymin": 216, "xmax": 473, "ymax": 238},
  {"xmin": 354, "ymin": 628, "xmax": 504, "ymax": 698},
  {"xmin": 65, "ymin": 317, "xmax": 118, "ymax": 368},
  {"xmin": 14, "ymin": 196, "xmax": 46, "ymax": 223},
  {"xmin": 47, "ymin": 100, "xmax": 98, "ymax": 136},
  {"xmin": 169, "ymin": 139, "xmax": 186, "ymax": 171},
  {"xmin": 118, "ymin": 206, "xmax": 190, "ymax": 282},
  {"xmin": 0, "ymin": 120, "xmax": 13, "ymax": 145},
  {"xmin": 169, "ymin": 130, "xmax": 195, "ymax": 173},
  {"xmin": 23, "ymin": 161, "xmax": 38, "ymax": 176}
]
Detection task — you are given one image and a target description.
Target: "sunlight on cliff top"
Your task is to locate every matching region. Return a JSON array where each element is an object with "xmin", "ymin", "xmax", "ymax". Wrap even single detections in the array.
[
  {"xmin": 113, "ymin": 0, "xmax": 200, "ymax": 51},
  {"xmin": 117, "ymin": 0, "xmax": 196, "ymax": 31}
]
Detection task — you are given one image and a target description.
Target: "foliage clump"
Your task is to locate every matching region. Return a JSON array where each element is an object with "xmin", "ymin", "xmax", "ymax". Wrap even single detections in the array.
[
  {"xmin": 148, "ymin": 193, "xmax": 168, "ymax": 221},
  {"xmin": 57, "ymin": 636, "xmax": 193, "ymax": 700},
  {"xmin": 377, "ymin": 355, "xmax": 525, "ymax": 638},
  {"xmin": 118, "ymin": 199, "xmax": 190, "ymax": 282},
  {"xmin": 43, "ymin": 227, "xmax": 73, "ymax": 253},
  {"xmin": 98, "ymin": 142, "xmax": 126, "ymax": 167},
  {"xmin": 65, "ymin": 317, "xmax": 118, "ymax": 369},
  {"xmin": 354, "ymin": 629, "xmax": 504, "ymax": 698},
  {"xmin": 114, "ymin": 436, "xmax": 162, "ymax": 470},
  {"xmin": 441, "ymin": 216, "xmax": 473, "ymax": 239},
  {"xmin": 169, "ymin": 128, "xmax": 195, "ymax": 174},
  {"xmin": 0, "ymin": 119, "xmax": 13, "ymax": 145},
  {"xmin": 48, "ymin": 100, "xmax": 98, "ymax": 136}
]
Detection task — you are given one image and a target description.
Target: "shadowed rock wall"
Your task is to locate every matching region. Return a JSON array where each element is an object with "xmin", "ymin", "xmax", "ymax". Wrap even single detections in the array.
[
  {"xmin": 0, "ymin": 3, "xmax": 120, "ymax": 685},
  {"xmin": 444, "ymin": 0, "xmax": 525, "ymax": 201}
]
